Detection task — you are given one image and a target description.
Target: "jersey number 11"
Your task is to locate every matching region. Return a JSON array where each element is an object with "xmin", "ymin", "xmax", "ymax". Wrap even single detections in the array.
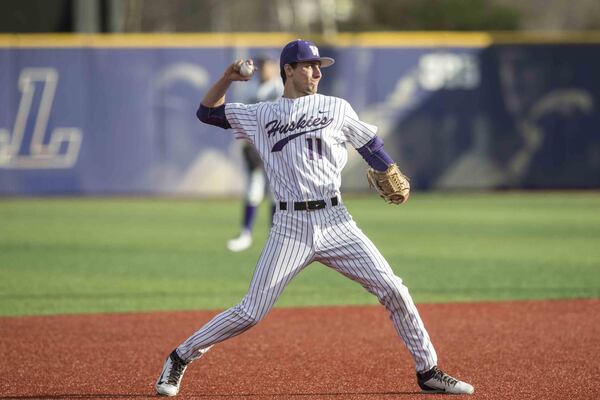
[{"xmin": 306, "ymin": 138, "xmax": 323, "ymax": 160}]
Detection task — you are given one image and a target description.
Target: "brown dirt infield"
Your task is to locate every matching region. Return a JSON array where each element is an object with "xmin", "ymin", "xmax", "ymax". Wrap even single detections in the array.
[{"xmin": 0, "ymin": 299, "xmax": 598, "ymax": 400}]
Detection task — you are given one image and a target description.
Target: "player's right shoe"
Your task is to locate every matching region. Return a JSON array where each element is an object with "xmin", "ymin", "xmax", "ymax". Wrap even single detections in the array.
[
  {"xmin": 417, "ymin": 366, "xmax": 474, "ymax": 395},
  {"xmin": 156, "ymin": 350, "xmax": 188, "ymax": 396},
  {"xmin": 227, "ymin": 232, "xmax": 252, "ymax": 252}
]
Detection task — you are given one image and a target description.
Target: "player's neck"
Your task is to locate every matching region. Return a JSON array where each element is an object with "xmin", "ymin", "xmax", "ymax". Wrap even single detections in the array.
[{"xmin": 283, "ymin": 87, "xmax": 316, "ymax": 99}]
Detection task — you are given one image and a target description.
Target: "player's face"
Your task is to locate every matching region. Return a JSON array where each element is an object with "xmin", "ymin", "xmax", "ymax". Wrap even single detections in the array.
[{"xmin": 292, "ymin": 61, "xmax": 322, "ymax": 95}]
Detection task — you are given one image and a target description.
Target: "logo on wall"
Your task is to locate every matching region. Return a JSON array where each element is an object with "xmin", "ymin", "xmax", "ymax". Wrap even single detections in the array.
[
  {"xmin": 418, "ymin": 52, "xmax": 480, "ymax": 90},
  {"xmin": 0, "ymin": 68, "xmax": 82, "ymax": 169}
]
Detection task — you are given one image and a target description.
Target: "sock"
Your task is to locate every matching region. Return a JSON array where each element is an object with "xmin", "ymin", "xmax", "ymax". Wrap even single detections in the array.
[{"xmin": 242, "ymin": 204, "xmax": 258, "ymax": 232}]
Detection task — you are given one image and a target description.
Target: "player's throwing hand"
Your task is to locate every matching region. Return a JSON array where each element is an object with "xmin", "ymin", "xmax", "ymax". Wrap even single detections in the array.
[{"xmin": 226, "ymin": 59, "xmax": 254, "ymax": 82}]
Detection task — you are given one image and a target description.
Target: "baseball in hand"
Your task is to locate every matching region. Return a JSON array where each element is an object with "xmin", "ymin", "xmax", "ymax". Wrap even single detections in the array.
[{"xmin": 239, "ymin": 60, "xmax": 255, "ymax": 77}]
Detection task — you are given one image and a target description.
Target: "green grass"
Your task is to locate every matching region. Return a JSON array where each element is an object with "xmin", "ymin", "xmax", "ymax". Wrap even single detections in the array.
[{"xmin": 1, "ymin": 192, "xmax": 599, "ymax": 316}]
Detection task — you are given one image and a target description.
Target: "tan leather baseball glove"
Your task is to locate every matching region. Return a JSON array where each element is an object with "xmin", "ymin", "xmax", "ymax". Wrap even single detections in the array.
[{"xmin": 367, "ymin": 164, "xmax": 410, "ymax": 205}]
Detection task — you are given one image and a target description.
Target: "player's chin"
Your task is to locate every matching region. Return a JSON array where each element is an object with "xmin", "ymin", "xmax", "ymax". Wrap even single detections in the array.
[
  {"xmin": 301, "ymin": 89, "xmax": 317, "ymax": 96},
  {"xmin": 306, "ymin": 84, "xmax": 319, "ymax": 95}
]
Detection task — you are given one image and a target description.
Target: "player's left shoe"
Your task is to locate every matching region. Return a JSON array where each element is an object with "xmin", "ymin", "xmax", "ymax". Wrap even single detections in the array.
[
  {"xmin": 417, "ymin": 366, "xmax": 474, "ymax": 395},
  {"xmin": 156, "ymin": 350, "xmax": 188, "ymax": 396}
]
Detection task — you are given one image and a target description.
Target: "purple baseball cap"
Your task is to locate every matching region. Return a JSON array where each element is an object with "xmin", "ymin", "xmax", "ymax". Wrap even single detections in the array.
[{"xmin": 279, "ymin": 39, "xmax": 335, "ymax": 70}]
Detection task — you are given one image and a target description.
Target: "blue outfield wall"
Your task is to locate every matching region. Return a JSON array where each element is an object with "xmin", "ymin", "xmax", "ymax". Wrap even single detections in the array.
[{"xmin": 1, "ymin": 33, "xmax": 599, "ymax": 195}]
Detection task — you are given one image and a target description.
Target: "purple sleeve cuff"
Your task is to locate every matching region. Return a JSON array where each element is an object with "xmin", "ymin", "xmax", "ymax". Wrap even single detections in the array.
[
  {"xmin": 356, "ymin": 136, "xmax": 394, "ymax": 172},
  {"xmin": 196, "ymin": 104, "xmax": 231, "ymax": 129}
]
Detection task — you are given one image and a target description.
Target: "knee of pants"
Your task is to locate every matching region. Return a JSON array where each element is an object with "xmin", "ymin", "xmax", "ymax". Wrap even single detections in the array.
[
  {"xmin": 375, "ymin": 278, "xmax": 409, "ymax": 310},
  {"xmin": 232, "ymin": 302, "xmax": 265, "ymax": 328}
]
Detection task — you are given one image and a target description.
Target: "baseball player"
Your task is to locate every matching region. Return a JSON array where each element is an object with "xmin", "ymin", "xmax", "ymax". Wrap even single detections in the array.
[
  {"xmin": 156, "ymin": 39, "xmax": 474, "ymax": 396},
  {"xmin": 227, "ymin": 55, "xmax": 284, "ymax": 252}
]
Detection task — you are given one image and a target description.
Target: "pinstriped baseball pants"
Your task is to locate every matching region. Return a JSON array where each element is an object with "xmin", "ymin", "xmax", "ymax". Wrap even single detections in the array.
[{"xmin": 177, "ymin": 203, "xmax": 438, "ymax": 373}]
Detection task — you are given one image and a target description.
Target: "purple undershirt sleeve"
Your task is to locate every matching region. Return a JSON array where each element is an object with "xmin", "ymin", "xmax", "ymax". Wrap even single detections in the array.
[
  {"xmin": 196, "ymin": 104, "xmax": 231, "ymax": 129},
  {"xmin": 356, "ymin": 136, "xmax": 394, "ymax": 172}
]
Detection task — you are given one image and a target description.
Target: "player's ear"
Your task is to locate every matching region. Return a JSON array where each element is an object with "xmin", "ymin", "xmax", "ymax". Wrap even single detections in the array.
[{"xmin": 284, "ymin": 64, "xmax": 294, "ymax": 78}]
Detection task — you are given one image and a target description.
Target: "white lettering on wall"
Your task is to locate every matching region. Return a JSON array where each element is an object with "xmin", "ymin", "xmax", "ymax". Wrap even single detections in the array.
[{"xmin": 0, "ymin": 68, "xmax": 82, "ymax": 169}]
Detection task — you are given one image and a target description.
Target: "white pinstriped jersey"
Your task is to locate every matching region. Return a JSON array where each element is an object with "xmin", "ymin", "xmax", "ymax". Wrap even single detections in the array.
[{"xmin": 225, "ymin": 94, "xmax": 377, "ymax": 201}]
